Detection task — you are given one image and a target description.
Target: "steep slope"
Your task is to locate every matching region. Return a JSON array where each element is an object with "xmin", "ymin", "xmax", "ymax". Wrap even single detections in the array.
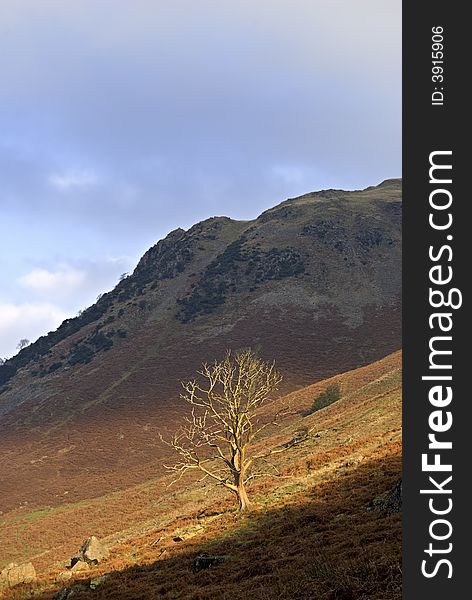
[
  {"xmin": 1, "ymin": 350, "xmax": 402, "ymax": 600},
  {"xmin": 0, "ymin": 179, "xmax": 401, "ymax": 512}
]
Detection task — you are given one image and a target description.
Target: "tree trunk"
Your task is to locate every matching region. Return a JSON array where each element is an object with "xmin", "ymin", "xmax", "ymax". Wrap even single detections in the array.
[
  {"xmin": 232, "ymin": 448, "xmax": 251, "ymax": 510},
  {"xmin": 236, "ymin": 481, "xmax": 251, "ymax": 511}
]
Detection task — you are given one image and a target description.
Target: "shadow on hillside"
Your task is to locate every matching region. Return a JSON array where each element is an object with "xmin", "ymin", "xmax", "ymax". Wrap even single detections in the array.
[{"xmin": 16, "ymin": 455, "xmax": 402, "ymax": 600}]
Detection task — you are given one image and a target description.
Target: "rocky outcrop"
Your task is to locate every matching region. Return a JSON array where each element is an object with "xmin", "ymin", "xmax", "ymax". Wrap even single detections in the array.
[{"xmin": 0, "ymin": 561, "xmax": 36, "ymax": 588}]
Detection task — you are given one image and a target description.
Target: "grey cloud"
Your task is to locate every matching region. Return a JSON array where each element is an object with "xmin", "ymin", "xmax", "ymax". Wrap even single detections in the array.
[{"xmin": 0, "ymin": 0, "xmax": 400, "ymax": 354}]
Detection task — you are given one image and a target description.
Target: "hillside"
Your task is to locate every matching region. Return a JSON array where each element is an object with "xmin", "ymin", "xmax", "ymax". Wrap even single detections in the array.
[
  {"xmin": 0, "ymin": 179, "xmax": 401, "ymax": 513},
  {"xmin": 1, "ymin": 351, "xmax": 402, "ymax": 600}
]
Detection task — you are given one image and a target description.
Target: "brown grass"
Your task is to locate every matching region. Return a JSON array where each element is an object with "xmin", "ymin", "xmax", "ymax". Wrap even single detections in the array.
[{"xmin": 1, "ymin": 351, "xmax": 401, "ymax": 599}]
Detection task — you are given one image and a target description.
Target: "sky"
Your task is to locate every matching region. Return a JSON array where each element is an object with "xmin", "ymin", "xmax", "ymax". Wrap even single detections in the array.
[{"xmin": 0, "ymin": 0, "xmax": 401, "ymax": 359}]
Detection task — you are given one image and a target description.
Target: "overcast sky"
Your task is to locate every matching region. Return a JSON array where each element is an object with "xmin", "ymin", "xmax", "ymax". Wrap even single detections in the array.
[{"xmin": 0, "ymin": 0, "xmax": 401, "ymax": 359}]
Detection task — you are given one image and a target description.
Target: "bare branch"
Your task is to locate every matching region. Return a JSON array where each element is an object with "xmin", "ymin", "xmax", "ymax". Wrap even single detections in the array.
[{"xmin": 159, "ymin": 349, "xmax": 283, "ymax": 510}]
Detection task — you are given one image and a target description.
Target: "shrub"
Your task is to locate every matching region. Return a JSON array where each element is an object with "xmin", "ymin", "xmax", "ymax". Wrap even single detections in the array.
[
  {"xmin": 89, "ymin": 331, "xmax": 113, "ymax": 352},
  {"xmin": 0, "ymin": 292, "xmax": 114, "ymax": 386},
  {"xmin": 68, "ymin": 344, "xmax": 95, "ymax": 366},
  {"xmin": 0, "ymin": 364, "xmax": 17, "ymax": 386},
  {"xmin": 303, "ymin": 383, "xmax": 341, "ymax": 416},
  {"xmin": 177, "ymin": 237, "xmax": 305, "ymax": 322}
]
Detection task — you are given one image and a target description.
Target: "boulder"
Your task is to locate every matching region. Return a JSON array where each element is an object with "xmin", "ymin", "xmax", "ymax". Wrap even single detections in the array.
[
  {"xmin": 81, "ymin": 535, "xmax": 109, "ymax": 563},
  {"xmin": 70, "ymin": 560, "xmax": 90, "ymax": 573},
  {"xmin": 0, "ymin": 561, "xmax": 36, "ymax": 588},
  {"xmin": 71, "ymin": 536, "xmax": 109, "ymax": 566},
  {"xmin": 192, "ymin": 554, "xmax": 226, "ymax": 573}
]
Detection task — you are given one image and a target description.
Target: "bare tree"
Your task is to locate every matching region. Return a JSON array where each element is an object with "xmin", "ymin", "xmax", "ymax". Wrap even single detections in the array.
[
  {"xmin": 162, "ymin": 349, "xmax": 283, "ymax": 510},
  {"xmin": 17, "ymin": 339, "xmax": 30, "ymax": 351}
]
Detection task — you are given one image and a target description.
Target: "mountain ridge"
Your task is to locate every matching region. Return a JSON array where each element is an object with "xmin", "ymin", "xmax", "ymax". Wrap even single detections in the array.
[
  {"xmin": 0, "ymin": 178, "xmax": 401, "ymax": 385},
  {"xmin": 0, "ymin": 179, "xmax": 401, "ymax": 512}
]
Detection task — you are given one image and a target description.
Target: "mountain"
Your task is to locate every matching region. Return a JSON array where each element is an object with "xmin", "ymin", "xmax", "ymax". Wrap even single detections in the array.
[
  {"xmin": 1, "ymin": 351, "xmax": 402, "ymax": 600},
  {"xmin": 0, "ymin": 179, "xmax": 401, "ymax": 513}
]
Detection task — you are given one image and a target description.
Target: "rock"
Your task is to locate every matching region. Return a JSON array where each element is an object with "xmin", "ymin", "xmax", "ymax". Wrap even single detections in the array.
[
  {"xmin": 80, "ymin": 535, "xmax": 110, "ymax": 564},
  {"xmin": 0, "ymin": 561, "xmax": 36, "ymax": 588},
  {"xmin": 90, "ymin": 575, "xmax": 108, "ymax": 590},
  {"xmin": 192, "ymin": 554, "xmax": 226, "ymax": 573},
  {"xmin": 70, "ymin": 560, "xmax": 90, "ymax": 573},
  {"xmin": 72, "ymin": 536, "xmax": 109, "ymax": 565},
  {"xmin": 56, "ymin": 571, "xmax": 73, "ymax": 582}
]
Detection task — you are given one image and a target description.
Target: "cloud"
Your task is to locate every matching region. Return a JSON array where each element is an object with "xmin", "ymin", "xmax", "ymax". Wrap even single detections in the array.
[
  {"xmin": 0, "ymin": 0, "xmax": 401, "ymax": 356},
  {"xmin": 19, "ymin": 267, "xmax": 86, "ymax": 294},
  {"xmin": 16, "ymin": 258, "xmax": 131, "ymax": 308},
  {"xmin": 0, "ymin": 302, "xmax": 69, "ymax": 359},
  {"xmin": 48, "ymin": 169, "xmax": 100, "ymax": 192},
  {"xmin": 0, "ymin": 256, "xmax": 132, "ymax": 358},
  {"xmin": 270, "ymin": 165, "xmax": 306, "ymax": 186},
  {"xmin": 0, "ymin": 0, "xmax": 401, "ymax": 235}
]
